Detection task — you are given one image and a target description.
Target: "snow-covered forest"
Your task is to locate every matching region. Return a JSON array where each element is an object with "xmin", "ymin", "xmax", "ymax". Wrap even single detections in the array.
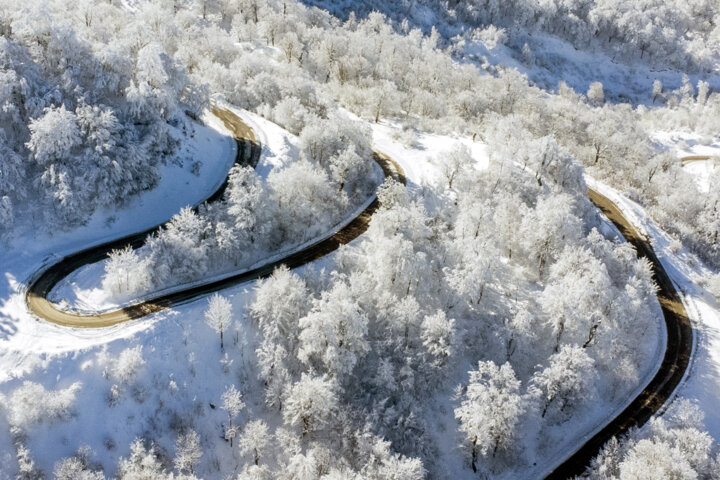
[{"xmin": 1, "ymin": 0, "xmax": 719, "ymax": 479}]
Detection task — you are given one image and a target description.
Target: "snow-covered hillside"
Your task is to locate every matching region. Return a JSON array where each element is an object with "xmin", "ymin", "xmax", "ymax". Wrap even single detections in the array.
[{"xmin": 1, "ymin": 0, "xmax": 720, "ymax": 479}]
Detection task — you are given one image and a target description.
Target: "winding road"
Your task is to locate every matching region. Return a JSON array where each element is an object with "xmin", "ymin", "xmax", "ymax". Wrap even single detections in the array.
[
  {"xmin": 24, "ymin": 108, "xmax": 695, "ymax": 478},
  {"xmin": 681, "ymin": 155, "xmax": 712, "ymax": 164},
  {"xmin": 545, "ymin": 187, "xmax": 693, "ymax": 479},
  {"xmin": 25, "ymin": 108, "xmax": 404, "ymax": 328}
]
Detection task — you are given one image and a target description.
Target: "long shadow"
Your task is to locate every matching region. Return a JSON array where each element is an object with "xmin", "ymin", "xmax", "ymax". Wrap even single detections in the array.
[{"xmin": 545, "ymin": 188, "xmax": 693, "ymax": 479}]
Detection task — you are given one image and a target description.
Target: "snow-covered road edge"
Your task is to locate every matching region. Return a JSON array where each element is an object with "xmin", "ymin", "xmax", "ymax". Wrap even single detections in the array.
[
  {"xmin": 528, "ymin": 174, "xmax": 715, "ymax": 478},
  {"xmin": 584, "ymin": 176, "xmax": 699, "ymax": 409},
  {"xmin": 521, "ymin": 177, "xmax": 670, "ymax": 479},
  {"xmin": 47, "ymin": 165, "xmax": 382, "ymax": 315}
]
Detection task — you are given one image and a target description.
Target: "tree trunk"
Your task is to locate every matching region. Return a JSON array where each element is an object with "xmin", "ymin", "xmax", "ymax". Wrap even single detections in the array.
[
  {"xmin": 542, "ymin": 399, "xmax": 551, "ymax": 418},
  {"xmin": 554, "ymin": 321, "xmax": 564, "ymax": 353},
  {"xmin": 583, "ymin": 324, "xmax": 598, "ymax": 348},
  {"xmin": 471, "ymin": 436, "xmax": 478, "ymax": 472}
]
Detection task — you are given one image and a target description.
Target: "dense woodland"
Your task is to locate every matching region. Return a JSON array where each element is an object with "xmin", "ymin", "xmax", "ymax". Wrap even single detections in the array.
[{"xmin": 0, "ymin": 0, "xmax": 719, "ymax": 479}]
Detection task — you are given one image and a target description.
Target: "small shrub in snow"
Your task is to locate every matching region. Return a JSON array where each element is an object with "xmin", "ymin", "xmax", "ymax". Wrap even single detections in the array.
[
  {"xmin": 110, "ymin": 346, "xmax": 145, "ymax": 386},
  {"xmin": 669, "ymin": 238, "xmax": 683, "ymax": 253},
  {"xmin": 6, "ymin": 381, "xmax": 81, "ymax": 429},
  {"xmin": 16, "ymin": 444, "xmax": 43, "ymax": 480}
]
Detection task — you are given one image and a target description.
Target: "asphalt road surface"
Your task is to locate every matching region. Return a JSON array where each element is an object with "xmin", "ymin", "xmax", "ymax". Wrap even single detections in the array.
[{"xmin": 26, "ymin": 109, "xmax": 405, "ymax": 328}]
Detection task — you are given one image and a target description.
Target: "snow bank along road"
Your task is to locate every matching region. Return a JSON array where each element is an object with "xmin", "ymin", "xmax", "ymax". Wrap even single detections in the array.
[
  {"xmin": 25, "ymin": 108, "xmax": 405, "ymax": 328},
  {"xmin": 24, "ymin": 108, "xmax": 692, "ymax": 477},
  {"xmin": 546, "ymin": 187, "xmax": 693, "ymax": 479}
]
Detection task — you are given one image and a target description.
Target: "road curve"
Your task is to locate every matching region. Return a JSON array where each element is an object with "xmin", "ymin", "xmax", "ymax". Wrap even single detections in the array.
[
  {"xmin": 545, "ymin": 187, "xmax": 693, "ymax": 479},
  {"xmin": 681, "ymin": 155, "xmax": 711, "ymax": 164},
  {"xmin": 26, "ymin": 108, "xmax": 691, "ymax": 476},
  {"xmin": 26, "ymin": 108, "xmax": 405, "ymax": 328}
]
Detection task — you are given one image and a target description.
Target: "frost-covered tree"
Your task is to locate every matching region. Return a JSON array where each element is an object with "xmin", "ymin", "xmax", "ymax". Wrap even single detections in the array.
[
  {"xmin": 216, "ymin": 165, "xmax": 272, "ymax": 264},
  {"xmin": 103, "ymin": 246, "xmax": 151, "ymax": 299},
  {"xmin": 251, "ymin": 266, "xmax": 310, "ymax": 409},
  {"xmin": 16, "ymin": 444, "xmax": 43, "ymax": 480},
  {"xmin": 268, "ymin": 159, "xmax": 346, "ymax": 241},
  {"xmin": 454, "ymin": 361, "xmax": 527, "ymax": 472},
  {"xmin": 146, "ymin": 207, "xmax": 210, "ymax": 286},
  {"xmin": 283, "ymin": 374, "xmax": 338, "ymax": 437},
  {"xmin": 587, "ymin": 82, "xmax": 605, "ymax": 106},
  {"xmin": 238, "ymin": 420, "xmax": 271, "ymax": 466},
  {"xmin": 204, "ymin": 293, "xmax": 233, "ymax": 351},
  {"xmin": 126, "ymin": 42, "xmax": 186, "ymax": 123},
  {"xmin": 221, "ymin": 384, "xmax": 245, "ymax": 447},
  {"xmin": 236, "ymin": 464, "xmax": 271, "ymax": 480},
  {"xmin": 53, "ymin": 447, "xmax": 104, "ymax": 480},
  {"xmin": 440, "ymin": 144, "xmax": 474, "ymax": 189},
  {"xmin": 117, "ymin": 439, "xmax": 172, "ymax": 480},
  {"xmin": 110, "ymin": 346, "xmax": 145, "ymax": 386},
  {"xmin": 298, "ymin": 282, "xmax": 369, "ymax": 378},
  {"xmin": 6, "ymin": 381, "xmax": 81, "ymax": 429},
  {"xmin": 175, "ymin": 430, "xmax": 202, "ymax": 475},
  {"xmin": 26, "ymin": 105, "xmax": 80, "ymax": 167},
  {"xmin": 532, "ymin": 345, "xmax": 596, "ymax": 420},
  {"xmin": 652, "ymin": 79, "xmax": 663, "ymax": 103},
  {"xmin": 585, "ymin": 400, "xmax": 718, "ymax": 479},
  {"xmin": 540, "ymin": 246, "xmax": 613, "ymax": 351},
  {"xmin": 420, "ymin": 311, "xmax": 455, "ymax": 367}
]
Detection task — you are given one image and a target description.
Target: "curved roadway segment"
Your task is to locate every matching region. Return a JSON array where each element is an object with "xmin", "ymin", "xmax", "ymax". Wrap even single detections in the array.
[
  {"xmin": 24, "ymin": 108, "xmax": 694, "ymax": 479},
  {"xmin": 546, "ymin": 187, "xmax": 693, "ymax": 479},
  {"xmin": 26, "ymin": 108, "xmax": 405, "ymax": 328}
]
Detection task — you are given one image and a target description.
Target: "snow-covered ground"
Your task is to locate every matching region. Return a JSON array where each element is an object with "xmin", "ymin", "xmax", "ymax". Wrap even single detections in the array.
[
  {"xmin": 373, "ymin": 123, "xmax": 664, "ymax": 479},
  {"xmin": 0, "ymin": 111, "xmax": 237, "ymax": 380},
  {"xmin": 652, "ymin": 131, "xmax": 720, "ymax": 192},
  {"xmin": 370, "ymin": 120, "xmax": 489, "ymax": 189},
  {"xmin": 587, "ymin": 176, "xmax": 720, "ymax": 440},
  {"xmin": 462, "ymin": 32, "xmax": 720, "ymax": 105},
  {"xmin": 683, "ymin": 159, "xmax": 719, "ymax": 193},
  {"xmin": 218, "ymin": 104, "xmax": 298, "ymax": 181},
  {"xmin": 0, "ymin": 109, "xmax": 708, "ymax": 478}
]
